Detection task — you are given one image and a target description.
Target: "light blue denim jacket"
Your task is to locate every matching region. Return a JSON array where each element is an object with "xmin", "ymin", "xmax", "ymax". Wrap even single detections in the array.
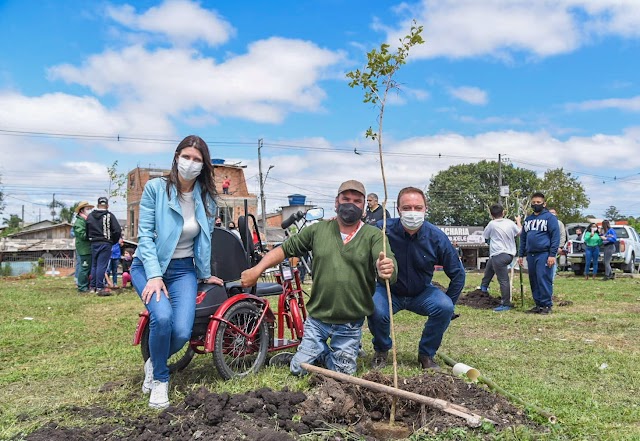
[{"xmin": 136, "ymin": 177, "xmax": 215, "ymax": 280}]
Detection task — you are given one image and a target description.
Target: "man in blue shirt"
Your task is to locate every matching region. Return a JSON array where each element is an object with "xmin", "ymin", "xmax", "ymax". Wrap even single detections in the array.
[
  {"xmin": 517, "ymin": 192, "xmax": 560, "ymax": 314},
  {"xmin": 368, "ymin": 187, "xmax": 465, "ymax": 370}
]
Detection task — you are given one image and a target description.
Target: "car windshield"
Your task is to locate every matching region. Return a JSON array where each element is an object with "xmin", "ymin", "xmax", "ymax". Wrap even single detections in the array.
[{"xmin": 613, "ymin": 227, "xmax": 629, "ymax": 239}]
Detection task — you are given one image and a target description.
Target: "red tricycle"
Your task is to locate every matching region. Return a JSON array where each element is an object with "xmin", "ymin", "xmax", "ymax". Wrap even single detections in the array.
[{"xmin": 132, "ymin": 208, "xmax": 322, "ymax": 380}]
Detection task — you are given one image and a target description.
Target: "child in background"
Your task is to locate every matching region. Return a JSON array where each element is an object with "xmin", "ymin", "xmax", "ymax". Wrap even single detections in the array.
[{"xmin": 121, "ymin": 248, "xmax": 134, "ymax": 288}]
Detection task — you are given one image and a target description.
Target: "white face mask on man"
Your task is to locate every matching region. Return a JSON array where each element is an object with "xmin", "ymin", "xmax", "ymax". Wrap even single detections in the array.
[
  {"xmin": 177, "ymin": 157, "xmax": 203, "ymax": 181},
  {"xmin": 400, "ymin": 210, "xmax": 425, "ymax": 230}
]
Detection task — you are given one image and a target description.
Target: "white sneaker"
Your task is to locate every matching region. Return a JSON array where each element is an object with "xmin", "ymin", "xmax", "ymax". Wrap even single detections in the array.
[
  {"xmin": 149, "ymin": 380, "xmax": 170, "ymax": 409},
  {"xmin": 142, "ymin": 358, "xmax": 153, "ymax": 394}
]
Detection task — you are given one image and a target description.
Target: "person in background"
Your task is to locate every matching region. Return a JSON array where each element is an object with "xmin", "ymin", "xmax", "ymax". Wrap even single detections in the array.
[
  {"xmin": 121, "ymin": 248, "xmax": 134, "ymax": 288},
  {"xmin": 583, "ymin": 222, "xmax": 602, "ymax": 280},
  {"xmin": 222, "ymin": 176, "xmax": 231, "ymax": 194},
  {"xmin": 214, "ymin": 217, "xmax": 222, "ymax": 228},
  {"xmin": 601, "ymin": 220, "xmax": 617, "ymax": 281},
  {"xmin": 73, "ymin": 201, "xmax": 94, "ymax": 293},
  {"xmin": 517, "ymin": 192, "xmax": 559, "ymax": 315},
  {"xmin": 86, "ymin": 197, "xmax": 121, "ymax": 296},
  {"xmin": 575, "ymin": 227, "xmax": 583, "ymax": 242},
  {"xmin": 548, "ymin": 209, "xmax": 566, "ymax": 278},
  {"xmin": 110, "ymin": 238, "xmax": 124, "ymax": 287},
  {"xmin": 368, "ymin": 187, "xmax": 465, "ymax": 371},
  {"xmin": 479, "ymin": 204, "xmax": 521, "ymax": 312},
  {"xmin": 241, "ymin": 180, "xmax": 396, "ymax": 376},
  {"xmin": 363, "ymin": 193, "xmax": 390, "ymax": 226},
  {"xmin": 228, "ymin": 221, "xmax": 241, "ymax": 239},
  {"xmin": 130, "ymin": 135, "xmax": 223, "ymax": 409}
]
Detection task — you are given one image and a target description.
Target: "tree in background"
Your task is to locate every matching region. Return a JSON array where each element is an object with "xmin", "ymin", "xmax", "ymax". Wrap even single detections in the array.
[
  {"xmin": 603, "ymin": 205, "xmax": 624, "ymax": 221},
  {"xmin": 426, "ymin": 161, "xmax": 538, "ymax": 225},
  {"xmin": 106, "ymin": 160, "xmax": 127, "ymax": 203},
  {"xmin": 1, "ymin": 214, "xmax": 22, "ymax": 237},
  {"xmin": 0, "ymin": 173, "xmax": 5, "ymax": 216},
  {"xmin": 540, "ymin": 168, "xmax": 590, "ymax": 223}
]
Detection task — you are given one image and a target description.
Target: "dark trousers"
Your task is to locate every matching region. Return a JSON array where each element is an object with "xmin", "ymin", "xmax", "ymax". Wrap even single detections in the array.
[
  {"xmin": 603, "ymin": 243, "xmax": 615, "ymax": 277},
  {"xmin": 90, "ymin": 242, "xmax": 112, "ymax": 290},
  {"xmin": 77, "ymin": 254, "xmax": 92, "ymax": 291},
  {"xmin": 110, "ymin": 258, "xmax": 120, "ymax": 285},
  {"xmin": 481, "ymin": 253, "xmax": 514, "ymax": 305},
  {"xmin": 526, "ymin": 252, "xmax": 553, "ymax": 307}
]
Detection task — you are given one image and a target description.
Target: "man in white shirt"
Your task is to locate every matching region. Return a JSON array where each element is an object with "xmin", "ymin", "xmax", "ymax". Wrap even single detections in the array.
[{"xmin": 479, "ymin": 204, "xmax": 522, "ymax": 312}]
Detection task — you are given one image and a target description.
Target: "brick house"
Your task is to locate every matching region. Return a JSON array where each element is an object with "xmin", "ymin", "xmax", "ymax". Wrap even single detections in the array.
[{"xmin": 126, "ymin": 162, "xmax": 258, "ymax": 241}]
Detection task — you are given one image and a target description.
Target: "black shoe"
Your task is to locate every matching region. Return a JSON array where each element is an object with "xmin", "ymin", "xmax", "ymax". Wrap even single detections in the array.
[
  {"xmin": 418, "ymin": 354, "xmax": 441, "ymax": 371},
  {"xmin": 371, "ymin": 351, "xmax": 388, "ymax": 369},
  {"xmin": 269, "ymin": 351, "xmax": 294, "ymax": 367},
  {"xmin": 96, "ymin": 288, "xmax": 112, "ymax": 297},
  {"xmin": 451, "ymin": 312, "xmax": 460, "ymax": 321},
  {"xmin": 539, "ymin": 306, "xmax": 552, "ymax": 315},
  {"xmin": 525, "ymin": 306, "xmax": 542, "ymax": 314},
  {"xmin": 600, "ymin": 276, "xmax": 611, "ymax": 281}
]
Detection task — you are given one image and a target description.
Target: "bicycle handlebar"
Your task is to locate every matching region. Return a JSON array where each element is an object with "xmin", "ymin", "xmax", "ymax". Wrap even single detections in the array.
[{"xmin": 281, "ymin": 210, "xmax": 304, "ymax": 229}]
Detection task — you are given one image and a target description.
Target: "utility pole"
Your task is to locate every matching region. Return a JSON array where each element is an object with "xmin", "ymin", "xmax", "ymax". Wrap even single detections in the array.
[
  {"xmin": 498, "ymin": 154, "xmax": 503, "ymax": 205},
  {"xmin": 51, "ymin": 193, "xmax": 56, "ymax": 220},
  {"xmin": 258, "ymin": 138, "xmax": 267, "ymax": 242}
]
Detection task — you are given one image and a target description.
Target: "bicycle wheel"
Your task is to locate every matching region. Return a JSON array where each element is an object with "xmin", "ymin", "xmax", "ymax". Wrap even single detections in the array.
[
  {"xmin": 212, "ymin": 301, "xmax": 269, "ymax": 380},
  {"xmin": 288, "ymin": 297, "xmax": 304, "ymax": 340},
  {"xmin": 141, "ymin": 323, "xmax": 195, "ymax": 373}
]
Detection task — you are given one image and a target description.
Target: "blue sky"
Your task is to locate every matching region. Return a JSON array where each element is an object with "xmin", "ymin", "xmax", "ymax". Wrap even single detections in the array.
[{"xmin": 1, "ymin": 0, "xmax": 640, "ymax": 226}]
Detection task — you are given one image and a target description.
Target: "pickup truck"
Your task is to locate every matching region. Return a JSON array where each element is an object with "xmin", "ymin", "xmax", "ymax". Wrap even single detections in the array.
[{"xmin": 566, "ymin": 225, "xmax": 640, "ymax": 275}]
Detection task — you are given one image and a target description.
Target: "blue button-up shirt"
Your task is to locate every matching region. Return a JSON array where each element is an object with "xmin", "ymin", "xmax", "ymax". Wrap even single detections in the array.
[{"xmin": 379, "ymin": 218, "xmax": 465, "ymax": 300}]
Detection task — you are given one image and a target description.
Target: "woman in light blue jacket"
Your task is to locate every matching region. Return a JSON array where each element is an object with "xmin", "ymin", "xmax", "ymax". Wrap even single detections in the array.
[{"xmin": 131, "ymin": 135, "xmax": 222, "ymax": 409}]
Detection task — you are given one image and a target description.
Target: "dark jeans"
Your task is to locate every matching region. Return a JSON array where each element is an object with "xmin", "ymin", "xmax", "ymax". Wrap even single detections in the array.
[
  {"xmin": 110, "ymin": 258, "xmax": 120, "ymax": 285},
  {"xmin": 90, "ymin": 242, "xmax": 112, "ymax": 290},
  {"xmin": 603, "ymin": 243, "xmax": 615, "ymax": 277},
  {"xmin": 368, "ymin": 283, "xmax": 457, "ymax": 358},
  {"xmin": 481, "ymin": 253, "xmax": 514, "ymax": 305}
]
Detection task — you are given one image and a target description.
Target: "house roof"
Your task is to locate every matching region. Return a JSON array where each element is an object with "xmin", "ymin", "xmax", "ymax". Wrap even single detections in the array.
[
  {"xmin": 0, "ymin": 238, "xmax": 75, "ymax": 252},
  {"xmin": 8, "ymin": 222, "xmax": 73, "ymax": 238}
]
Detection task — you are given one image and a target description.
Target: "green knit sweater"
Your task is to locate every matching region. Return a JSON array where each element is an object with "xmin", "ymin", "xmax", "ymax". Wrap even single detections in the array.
[{"xmin": 281, "ymin": 220, "xmax": 397, "ymax": 324}]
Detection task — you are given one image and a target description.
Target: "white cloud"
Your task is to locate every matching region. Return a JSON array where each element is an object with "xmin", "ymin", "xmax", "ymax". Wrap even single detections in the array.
[
  {"xmin": 567, "ymin": 95, "xmax": 640, "ymax": 112},
  {"xmin": 106, "ymin": 0, "xmax": 235, "ymax": 47},
  {"xmin": 48, "ymin": 38, "xmax": 344, "ymax": 125},
  {"xmin": 449, "ymin": 86, "xmax": 488, "ymax": 105},
  {"xmin": 383, "ymin": 0, "xmax": 640, "ymax": 60}
]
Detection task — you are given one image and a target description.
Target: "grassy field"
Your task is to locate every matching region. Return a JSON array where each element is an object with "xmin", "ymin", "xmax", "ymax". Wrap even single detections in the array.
[{"xmin": 1, "ymin": 272, "xmax": 639, "ymax": 440}]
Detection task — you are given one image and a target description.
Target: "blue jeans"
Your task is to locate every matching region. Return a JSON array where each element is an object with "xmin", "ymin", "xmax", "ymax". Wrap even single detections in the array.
[
  {"xmin": 526, "ymin": 253, "xmax": 553, "ymax": 307},
  {"xmin": 585, "ymin": 246, "xmax": 600, "ymax": 275},
  {"xmin": 290, "ymin": 316, "xmax": 364, "ymax": 376},
  {"xmin": 110, "ymin": 258, "xmax": 120, "ymax": 285},
  {"xmin": 131, "ymin": 257, "xmax": 197, "ymax": 382},
  {"xmin": 368, "ymin": 283, "xmax": 456, "ymax": 358},
  {"xmin": 90, "ymin": 242, "xmax": 112, "ymax": 290}
]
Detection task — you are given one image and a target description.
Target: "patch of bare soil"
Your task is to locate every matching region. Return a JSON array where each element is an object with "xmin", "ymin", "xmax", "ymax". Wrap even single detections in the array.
[
  {"xmin": 18, "ymin": 371, "xmax": 545, "ymax": 441},
  {"xmin": 457, "ymin": 289, "xmax": 502, "ymax": 309}
]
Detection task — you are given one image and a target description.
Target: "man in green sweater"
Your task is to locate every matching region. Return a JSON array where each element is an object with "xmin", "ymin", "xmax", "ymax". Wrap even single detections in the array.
[
  {"xmin": 241, "ymin": 180, "xmax": 396, "ymax": 375},
  {"xmin": 73, "ymin": 201, "xmax": 94, "ymax": 292}
]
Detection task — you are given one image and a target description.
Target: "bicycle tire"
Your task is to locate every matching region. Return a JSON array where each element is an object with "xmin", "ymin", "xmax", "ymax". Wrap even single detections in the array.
[
  {"xmin": 212, "ymin": 301, "xmax": 269, "ymax": 380},
  {"xmin": 141, "ymin": 322, "xmax": 195, "ymax": 373}
]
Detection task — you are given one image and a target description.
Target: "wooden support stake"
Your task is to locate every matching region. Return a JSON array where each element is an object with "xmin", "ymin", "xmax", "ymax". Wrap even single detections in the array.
[{"xmin": 300, "ymin": 363, "xmax": 494, "ymax": 428}]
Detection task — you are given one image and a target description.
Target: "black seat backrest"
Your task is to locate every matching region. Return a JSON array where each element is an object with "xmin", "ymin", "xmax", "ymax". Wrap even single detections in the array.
[{"xmin": 210, "ymin": 227, "xmax": 248, "ymax": 282}]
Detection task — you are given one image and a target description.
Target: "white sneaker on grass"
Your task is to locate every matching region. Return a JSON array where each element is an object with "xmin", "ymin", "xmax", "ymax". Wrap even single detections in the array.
[
  {"xmin": 149, "ymin": 380, "xmax": 170, "ymax": 409},
  {"xmin": 142, "ymin": 358, "xmax": 153, "ymax": 394}
]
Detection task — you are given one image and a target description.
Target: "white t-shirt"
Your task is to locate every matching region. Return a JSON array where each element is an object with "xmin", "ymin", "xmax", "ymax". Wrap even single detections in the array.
[
  {"xmin": 172, "ymin": 192, "xmax": 200, "ymax": 259},
  {"xmin": 483, "ymin": 218, "xmax": 520, "ymax": 257}
]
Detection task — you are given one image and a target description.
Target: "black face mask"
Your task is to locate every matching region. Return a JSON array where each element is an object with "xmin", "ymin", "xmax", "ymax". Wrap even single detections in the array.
[
  {"xmin": 531, "ymin": 203, "xmax": 544, "ymax": 213},
  {"xmin": 337, "ymin": 203, "xmax": 363, "ymax": 225}
]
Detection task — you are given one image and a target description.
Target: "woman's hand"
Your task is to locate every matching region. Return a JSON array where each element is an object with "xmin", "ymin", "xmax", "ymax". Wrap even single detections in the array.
[
  {"xmin": 142, "ymin": 277, "xmax": 168, "ymax": 304},
  {"xmin": 203, "ymin": 276, "xmax": 224, "ymax": 286}
]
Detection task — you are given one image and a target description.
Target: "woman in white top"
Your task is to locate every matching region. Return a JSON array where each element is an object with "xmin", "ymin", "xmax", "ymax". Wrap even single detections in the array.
[{"xmin": 130, "ymin": 135, "xmax": 222, "ymax": 409}]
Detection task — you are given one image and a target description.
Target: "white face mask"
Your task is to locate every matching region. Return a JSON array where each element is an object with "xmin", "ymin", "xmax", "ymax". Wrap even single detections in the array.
[
  {"xmin": 400, "ymin": 210, "xmax": 425, "ymax": 230},
  {"xmin": 177, "ymin": 157, "xmax": 203, "ymax": 181}
]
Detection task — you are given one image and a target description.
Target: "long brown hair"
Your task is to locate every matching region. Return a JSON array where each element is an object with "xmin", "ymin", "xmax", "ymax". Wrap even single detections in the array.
[
  {"xmin": 601, "ymin": 220, "xmax": 611, "ymax": 231},
  {"xmin": 165, "ymin": 135, "xmax": 217, "ymax": 216}
]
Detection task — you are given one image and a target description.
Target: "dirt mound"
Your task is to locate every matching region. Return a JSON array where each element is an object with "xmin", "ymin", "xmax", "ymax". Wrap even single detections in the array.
[
  {"xmin": 457, "ymin": 289, "xmax": 502, "ymax": 309},
  {"xmin": 19, "ymin": 371, "xmax": 544, "ymax": 441}
]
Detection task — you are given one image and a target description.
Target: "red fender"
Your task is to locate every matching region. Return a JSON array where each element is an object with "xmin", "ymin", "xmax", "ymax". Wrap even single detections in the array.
[
  {"xmin": 132, "ymin": 310, "xmax": 149, "ymax": 345},
  {"xmin": 205, "ymin": 294, "xmax": 274, "ymax": 352}
]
